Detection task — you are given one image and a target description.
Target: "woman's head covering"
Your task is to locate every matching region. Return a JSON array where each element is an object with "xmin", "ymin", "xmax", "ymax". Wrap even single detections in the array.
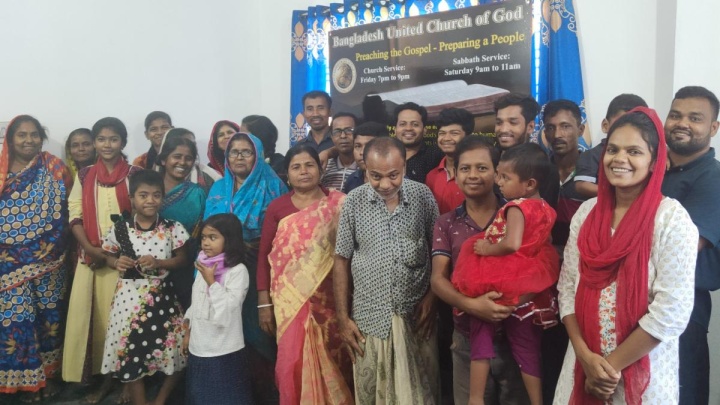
[
  {"xmin": 572, "ymin": 107, "xmax": 667, "ymax": 404},
  {"xmin": 0, "ymin": 115, "xmax": 47, "ymax": 191},
  {"xmin": 0, "ymin": 116, "xmax": 19, "ymax": 192},
  {"xmin": 64, "ymin": 140, "xmax": 79, "ymax": 180},
  {"xmin": 207, "ymin": 120, "xmax": 240, "ymax": 173},
  {"xmin": 204, "ymin": 132, "xmax": 287, "ymax": 240}
]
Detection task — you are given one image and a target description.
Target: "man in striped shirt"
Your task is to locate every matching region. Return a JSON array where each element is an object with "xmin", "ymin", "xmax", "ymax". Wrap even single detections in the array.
[{"xmin": 321, "ymin": 112, "xmax": 358, "ymax": 190}]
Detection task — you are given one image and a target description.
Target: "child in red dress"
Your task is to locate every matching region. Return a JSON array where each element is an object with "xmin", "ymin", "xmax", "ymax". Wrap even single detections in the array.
[{"xmin": 452, "ymin": 143, "xmax": 560, "ymax": 405}]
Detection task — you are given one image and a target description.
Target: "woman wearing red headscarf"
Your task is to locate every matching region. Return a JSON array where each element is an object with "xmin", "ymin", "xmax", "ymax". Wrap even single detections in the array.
[
  {"xmin": 207, "ymin": 120, "xmax": 240, "ymax": 174},
  {"xmin": 553, "ymin": 108, "xmax": 697, "ymax": 404}
]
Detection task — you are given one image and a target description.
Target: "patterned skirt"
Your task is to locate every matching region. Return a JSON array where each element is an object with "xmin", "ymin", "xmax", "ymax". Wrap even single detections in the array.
[
  {"xmin": 100, "ymin": 278, "xmax": 185, "ymax": 382},
  {"xmin": 0, "ymin": 260, "xmax": 66, "ymax": 393}
]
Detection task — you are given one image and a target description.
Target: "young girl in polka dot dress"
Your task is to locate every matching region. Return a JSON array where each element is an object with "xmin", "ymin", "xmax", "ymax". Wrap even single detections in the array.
[{"xmin": 101, "ymin": 170, "xmax": 189, "ymax": 405}]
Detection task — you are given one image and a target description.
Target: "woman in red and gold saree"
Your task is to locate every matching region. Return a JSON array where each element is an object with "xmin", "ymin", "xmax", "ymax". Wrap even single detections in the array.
[{"xmin": 257, "ymin": 144, "xmax": 353, "ymax": 405}]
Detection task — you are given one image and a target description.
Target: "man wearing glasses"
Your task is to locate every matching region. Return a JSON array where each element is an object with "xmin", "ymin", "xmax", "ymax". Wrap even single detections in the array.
[{"xmin": 321, "ymin": 112, "xmax": 358, "ymax": 191}]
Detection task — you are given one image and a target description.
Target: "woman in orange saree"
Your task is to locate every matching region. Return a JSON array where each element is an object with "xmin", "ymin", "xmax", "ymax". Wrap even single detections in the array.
[{"xmin": 257, "ymin": 144, "xmax": 353, "ymax": 404}]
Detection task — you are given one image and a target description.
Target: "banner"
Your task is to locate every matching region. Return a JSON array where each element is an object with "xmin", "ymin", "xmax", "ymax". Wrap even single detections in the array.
[{"xmin": 328, "ymin": 0, "xmax": 531, "ymax": 134}]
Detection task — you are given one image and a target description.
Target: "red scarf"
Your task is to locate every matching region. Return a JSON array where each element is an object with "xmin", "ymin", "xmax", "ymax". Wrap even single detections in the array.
[
  {"xmin": 81, "ymin": 157, "xmax": 132, "ymax": 263},
  {"xmin": 571, "ymin": 107, "xmax": 667, "ymax": 404},
  {"xmin": 207, "ymin": 120, "xmax": 240, "ymax": 174},
  {"xmin": 0, "ymin": 116, "xmax": 20, "ymax": 192}
]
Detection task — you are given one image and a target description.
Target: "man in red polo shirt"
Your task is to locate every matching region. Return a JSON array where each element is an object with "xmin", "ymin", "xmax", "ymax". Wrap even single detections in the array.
[{"xmin": 426, "ymin": 107, "xmax": 475, "ymax": 214}]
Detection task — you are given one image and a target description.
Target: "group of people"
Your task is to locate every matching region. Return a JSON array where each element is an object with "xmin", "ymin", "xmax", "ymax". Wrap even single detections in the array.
[{"xmin": 0, "ymin": 85, "xmax": 717, "ymax": 405}]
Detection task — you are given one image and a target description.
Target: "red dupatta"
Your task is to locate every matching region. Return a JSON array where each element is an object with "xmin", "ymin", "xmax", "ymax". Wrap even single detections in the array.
[
  {"xmin": 81, "ymin": 157, "xmax": 132, "ymax": 263},
  {"xmin": 571, "ymin": 107, "xmax": 667, "ymax": 404},
  {"xmin": 0, "ymin": 119, "xmax": 13, "ymax": 192},
  {"xmin": 207, "ymin": 120, "xmax": 240, "ymax": 173}
]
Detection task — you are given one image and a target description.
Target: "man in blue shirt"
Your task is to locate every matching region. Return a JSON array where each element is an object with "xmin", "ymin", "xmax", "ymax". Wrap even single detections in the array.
[
  {"xmin": 661, "ymin": 86, "xmax": 720, "ymax": 405},
  {"xmin": 342, "ymin": 121, "xmax": 389, "ymax": 194}
]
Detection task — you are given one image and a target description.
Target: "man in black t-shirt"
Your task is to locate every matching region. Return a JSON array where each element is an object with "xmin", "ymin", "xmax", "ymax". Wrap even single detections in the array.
[
  {"xmin": 574, "ymin": 94, "xmax": 648, "ymax": 199},
  {"xmin": 394, "ymin": 102, "xmax": 443, "ymax": 183}
]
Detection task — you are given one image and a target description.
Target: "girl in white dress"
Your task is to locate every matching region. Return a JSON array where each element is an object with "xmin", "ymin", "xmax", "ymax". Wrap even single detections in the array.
[{"xmin": 553, "ymin": 107, "xmax": 697, "ymax": 404}]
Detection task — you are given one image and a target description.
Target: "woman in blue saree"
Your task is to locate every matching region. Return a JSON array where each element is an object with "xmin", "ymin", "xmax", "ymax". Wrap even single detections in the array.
[
  {"xmin": 205, "ymin": 132, "xmax": 287, "ymax": 404},
  {"xmin": 156, "ymin": 131, "xmax": 206, "ymax": 310},
  {"xmin": 0, "ymin": 115, "xmax": 72, "ymax": 401}
]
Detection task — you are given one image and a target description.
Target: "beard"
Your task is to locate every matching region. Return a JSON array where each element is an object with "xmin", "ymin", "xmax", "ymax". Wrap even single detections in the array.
[{"xmin": 666, "ymin": 134, "xmax": 710, "ymax": 156}]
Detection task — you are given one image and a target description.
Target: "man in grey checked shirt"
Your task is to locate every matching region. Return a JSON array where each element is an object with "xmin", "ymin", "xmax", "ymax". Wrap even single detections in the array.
[{"xmin": 334, "ymin": 136, "xmax": 440, "ymax": 404}]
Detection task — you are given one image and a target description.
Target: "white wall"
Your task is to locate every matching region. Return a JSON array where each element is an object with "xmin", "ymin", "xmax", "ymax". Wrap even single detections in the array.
[
  {"xmin": 1, "ymin": 0, "xmax": 718, "ymax": 401},
  {"xmin": 674, "ymin": 0, "xmax": 720, "ymax": 152},
  {"xmin": 256, "ymin": 0, "xmax": 322, "ymax": 155},
  {"xmin": 2, "ymin": 1, "xmax": 716, "ymax": 156},
  {"xmin": 0, "ymin": 0, "xmax": 267, "ymax": 160},
  {"xmin": 574, "ymin": 0, "xmax": 659, "ymax": 144}
]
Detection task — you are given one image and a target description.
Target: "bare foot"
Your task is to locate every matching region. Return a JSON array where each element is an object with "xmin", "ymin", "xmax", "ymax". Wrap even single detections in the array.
[
  {"xmin": 115, "ymin": 384, "xmax": 131, "ymax": 404},
  {"xmin": 85, "ymin": 377, "xmax": 113, "ymax": 404}
]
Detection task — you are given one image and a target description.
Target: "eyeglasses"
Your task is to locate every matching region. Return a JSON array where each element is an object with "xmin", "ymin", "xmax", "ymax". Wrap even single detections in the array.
[
  {"xmin": 332, "ymin": 127, "xmax": 354, "ymax": 137},
  {"xmin": 228, "ymin": 149, "xmax": 255, "ymax": 159}
]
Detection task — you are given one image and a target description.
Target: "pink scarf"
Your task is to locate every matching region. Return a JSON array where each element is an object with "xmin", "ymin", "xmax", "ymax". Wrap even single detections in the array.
[{"xmin": 196, "ymin": 251, "xmax": 230, "ymax": 285}]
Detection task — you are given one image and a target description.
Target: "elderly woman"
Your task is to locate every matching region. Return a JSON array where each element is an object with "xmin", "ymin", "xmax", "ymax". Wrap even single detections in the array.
[
  {"xmin": 204, "ymin": 132, "xmax": 287, "ymax": 403},
  {"xmin": 0, "ymin": 115, "xmax": 72, "ymax": 401},
  {"xmin": 553, "ymin": 108, "xmax": 698, "ymax": 404},
  {"xmin": 257, "ymin": 144, "xmax": 353, "ymax": 404}
]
